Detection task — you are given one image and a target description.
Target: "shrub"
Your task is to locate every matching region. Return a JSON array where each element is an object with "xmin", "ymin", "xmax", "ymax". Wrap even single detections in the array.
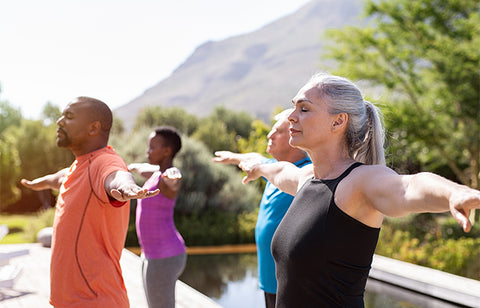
[
  {"xmin": 174, "ymin": 208, "xmax": 258, "ymax": 246},
  {"xmin": 376, "ymin": 214, "xmax": 480, "ymax": 279}
]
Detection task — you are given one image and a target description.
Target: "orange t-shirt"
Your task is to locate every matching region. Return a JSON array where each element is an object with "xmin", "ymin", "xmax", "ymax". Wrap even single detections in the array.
[{"xmin": 50, "ymin": 146, "xmax": 130, "ymax": 308}]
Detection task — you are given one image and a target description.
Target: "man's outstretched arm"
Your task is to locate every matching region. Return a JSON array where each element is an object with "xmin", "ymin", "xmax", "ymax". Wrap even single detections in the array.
[{"xmin": 21, "ymin": 168, "xmax": 69, "ymax": 191}]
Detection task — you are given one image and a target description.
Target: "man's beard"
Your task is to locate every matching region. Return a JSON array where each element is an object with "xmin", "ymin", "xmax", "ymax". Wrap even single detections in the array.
[{"xmin": 56, "ymin": 129, "xmax": 71, "ymax": 147}]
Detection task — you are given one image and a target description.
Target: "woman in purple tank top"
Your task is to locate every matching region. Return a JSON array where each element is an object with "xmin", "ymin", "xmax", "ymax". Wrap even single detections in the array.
[{"xmin": 129, "ymin": 126, "xmax": 186, "ymax": 308}]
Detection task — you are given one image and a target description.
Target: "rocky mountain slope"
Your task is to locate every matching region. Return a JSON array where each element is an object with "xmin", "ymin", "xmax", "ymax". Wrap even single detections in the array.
[{"xmin": 115, "ymin": 0, "xmax": 365, "ymax": 128}]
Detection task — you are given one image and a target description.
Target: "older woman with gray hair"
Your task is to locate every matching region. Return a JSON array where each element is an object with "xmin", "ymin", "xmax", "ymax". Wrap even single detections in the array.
[{"xmin": 239, "ymin": 73, "xmax": 480, "ymax": 307}]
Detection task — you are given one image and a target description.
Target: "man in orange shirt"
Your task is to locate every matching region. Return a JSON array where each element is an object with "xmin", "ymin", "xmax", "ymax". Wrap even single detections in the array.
[{"xmin": 21, "ymin": 96, "xmax": 158, "ymax": 307}]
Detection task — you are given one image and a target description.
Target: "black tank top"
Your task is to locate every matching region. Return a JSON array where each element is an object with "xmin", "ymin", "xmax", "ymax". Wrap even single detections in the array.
[{"xmin": 271, "ymin": 162, "xmax": 380, "ymax": 308}]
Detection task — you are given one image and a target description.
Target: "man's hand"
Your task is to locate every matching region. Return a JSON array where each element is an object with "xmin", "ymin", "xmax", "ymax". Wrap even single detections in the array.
[
  {"xmin": 21, "ymin": 178, "xmax": 52, "ymax": 191},
  {"xmin": 106, "ymin": 170, "xmax": 159, "ymax": 201},
  {"xmin": 110, "ymin": 185, "xmax": 159, "ymax": 202}
]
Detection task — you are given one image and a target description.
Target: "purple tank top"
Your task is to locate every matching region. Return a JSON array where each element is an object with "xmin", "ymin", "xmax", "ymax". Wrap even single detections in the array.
[{"xmin": 136, "ymin": 172, "xmax": 186, "ymax": 259}]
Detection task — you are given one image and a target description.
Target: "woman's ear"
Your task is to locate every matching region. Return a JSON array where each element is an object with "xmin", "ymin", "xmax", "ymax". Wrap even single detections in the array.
[
  {"xmin": 164, "ymin": 146, "xmax": 173, "ymax": 157},
  {"xmin": 332, "ymin": 113, "xmax": 348, "ymax": 131}
]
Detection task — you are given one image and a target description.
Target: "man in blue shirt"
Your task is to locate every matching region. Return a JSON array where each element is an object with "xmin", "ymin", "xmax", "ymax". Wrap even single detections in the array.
[{"xmin": 214, "ymin": 109, "xmax": 311, "ymax": 308}]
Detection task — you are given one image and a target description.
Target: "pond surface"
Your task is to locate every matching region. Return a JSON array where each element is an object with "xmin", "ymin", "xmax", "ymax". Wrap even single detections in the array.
[{"xmin": 179, "ymin": 253, "xmax": 464, "ymax": 308}]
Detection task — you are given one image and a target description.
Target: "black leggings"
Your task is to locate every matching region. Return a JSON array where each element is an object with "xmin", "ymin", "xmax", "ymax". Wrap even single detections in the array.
[{"xmin": 264, "ymin": 291, "xmax": 276, "ymax": 308}]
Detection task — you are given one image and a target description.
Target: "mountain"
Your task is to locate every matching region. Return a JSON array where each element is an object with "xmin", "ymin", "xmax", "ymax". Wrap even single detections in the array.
[{"xmin": 114, "ymin": 0, "xmax": 365, "ymax": 129}]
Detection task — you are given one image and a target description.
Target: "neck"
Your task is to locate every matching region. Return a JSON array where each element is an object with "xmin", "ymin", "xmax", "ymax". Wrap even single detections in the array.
[
  {"xmin": 159, "ymin": 159, "xmax": 173, "ymax": 172},
  {"xmin": 306, "ymin": 143, "xmax": 354, "ymax": 179},
  {"xmin": 274, "ymin": 150, "xmax": 308, "ymax": 164},
  {"xmin": 72, "ymin": 142, "xmax": 107, "ymax": 157}
]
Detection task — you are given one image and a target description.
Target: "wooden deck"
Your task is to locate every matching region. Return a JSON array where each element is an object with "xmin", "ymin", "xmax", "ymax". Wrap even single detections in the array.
[{"xmin": 0, "ymin": 243, "xmax": 221, "ymax": 308}]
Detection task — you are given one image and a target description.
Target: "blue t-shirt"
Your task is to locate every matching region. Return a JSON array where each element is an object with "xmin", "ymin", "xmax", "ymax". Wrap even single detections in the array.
[{"xmin": 255, "ymin": 156, "xmax": 311, "ymax": 294}]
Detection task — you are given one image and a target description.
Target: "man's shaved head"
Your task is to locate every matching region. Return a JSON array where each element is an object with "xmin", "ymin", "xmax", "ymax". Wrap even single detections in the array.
[{"xmin": 75, "ymin": 96, "xmax": 113, "ymax": 133}]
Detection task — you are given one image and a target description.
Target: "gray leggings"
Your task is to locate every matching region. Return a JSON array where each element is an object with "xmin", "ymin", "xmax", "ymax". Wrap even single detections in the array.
[{"xmin": 141, "ymin": 253, "xmax": 187, "ymax": 308}]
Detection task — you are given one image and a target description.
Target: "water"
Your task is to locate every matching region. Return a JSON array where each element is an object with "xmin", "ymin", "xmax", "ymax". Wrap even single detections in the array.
[{"xmin": 179, "ymin": 253, "xmax": 464, "ymax": 308}]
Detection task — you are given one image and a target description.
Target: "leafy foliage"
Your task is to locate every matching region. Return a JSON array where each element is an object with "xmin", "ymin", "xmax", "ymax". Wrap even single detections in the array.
[
  {"xmin": 0, "ymin": 132, "xmax": 21, "ymax": 207},
  {"xmin": 376, "ymin": 214, "xmax": 480, "ymax": 279},
  {"xmin": 237, "ymin": 119, "xmax": 271, "ymax": 156},
  {"xmin": 0, "ymin": 100, "xmax": 22, "ymax": 135},
  {"xmin": 0, "ymin": 100, "xmax": 23, "ymax": 207},
  {"xmin": 191, "ymin": 106, "xmax": 255, "ymax": 153},
  {"xmin": 174, "ymin": 209, "xmax": 258, "ymax": 246},
  {"xmin": 324, "ymin": 0, "xmax": 480, "ymax": 189},
  {"xmin": 133, "ymin": 105, "xmax": 199, "ymax": 135},
  {"xmin": 41, "ymin": 102, "xmax": 62, "ymax": 125},
  {"xmin": 7, "ymin": 120, "xmax": 74, "ymax": 181},
  {"xmin": 191, "ymin": 120, "xmax": 239, "ymax": 153}
]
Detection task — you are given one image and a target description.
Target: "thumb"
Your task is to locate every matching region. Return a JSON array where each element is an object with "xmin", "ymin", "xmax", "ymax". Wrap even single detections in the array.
[
  {"xmin": 110, "ymin": 189, "xmax": 124, "ymax": 201},
  {"xmin": 451, "ymin": 206, "xmax": 472, "ymax": 233},
  {"xmin": 242, "ymin": 175, "xmax": 252, "ymax": 185}
]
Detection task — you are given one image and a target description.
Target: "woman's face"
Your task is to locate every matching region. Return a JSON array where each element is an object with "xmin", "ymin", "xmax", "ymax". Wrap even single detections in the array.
[
  {"xmin": 288, "ymin": 84, "xmax": 337, "ymax": 151},
  {"xmin": 146, "ymin": 133, "xmax": 169, "ymax": 165}
]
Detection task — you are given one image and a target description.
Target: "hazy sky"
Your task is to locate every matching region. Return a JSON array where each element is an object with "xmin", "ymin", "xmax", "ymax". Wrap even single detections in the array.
[{"xmin": 0, "ymin": 0, "xmax": 311, "ymax": 119}]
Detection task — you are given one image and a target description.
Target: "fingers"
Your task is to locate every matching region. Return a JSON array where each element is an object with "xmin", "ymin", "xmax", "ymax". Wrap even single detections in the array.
[
  {"xmin": 143, "ymin": 189, "xmax": 160, "ymax": 198},
  {"xmin": 212, "ymin": 151, "xmax": 235, "ymax": 164},
  {"xmin": 20, "ymin": 178, "xmax": 46, "ymax": 191},
  {"xmin": 214, "ymin": 151, "xmax": 231, "ymax": 157},
  {"xmin": 110, "ymin": 189, "xmax": 124, "ymax": 201},
  {"xmin": 20, "ymin": 179, "xmax": 31, "ymax": 187},
  {"xmin": 110, "ymin": 187, "xmax": 160, "ymax": 201},
  {"xmin": 450, "ymin": 206, "xmax": 472, "ymax": 233},
  {"xmin": 242, "ymin": 175, "xmax": 252, "ymax": 185},
  {"xmin": 449, "ymin": 190, "xmax": 480, "ymax": 233},
  {"xmin": 127, "ymin": 163, "xmax": 139, "ymax": 172},
  {"xmin": 163, "ymin": 167, "xmax": 182, "ymax": 180}
]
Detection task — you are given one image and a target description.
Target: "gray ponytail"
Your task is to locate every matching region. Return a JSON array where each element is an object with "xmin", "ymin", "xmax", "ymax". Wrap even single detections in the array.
[{"xmin": 354, "ymin": 101, "xmax": 385, "ymax": 165}]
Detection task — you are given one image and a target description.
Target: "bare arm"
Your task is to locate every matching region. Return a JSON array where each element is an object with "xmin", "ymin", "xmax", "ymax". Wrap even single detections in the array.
[
  {"xmin": 358, "ymin": 166, "xmax": 480, "ymax": 232},
  {"xmin": 158, "ymin": 167, "xmax": 182, "ymax": 199},
  {"xmin": 239, "ymin": 160, "xmax": 313, "ymax": 196},
  {"xmin": 213, "ymin": 151, "xmax": 265, "ymax": 165},
  {"xmin": 105, "ymin": 170, "xmax": 159, "ymax": 202},
  {"xmin": 21, "ymin": 168, "xmax": 69, "ymax": 191},
  {"xmin": 128, "ymin": 163, "xmax": 160, "ymax": 179}
]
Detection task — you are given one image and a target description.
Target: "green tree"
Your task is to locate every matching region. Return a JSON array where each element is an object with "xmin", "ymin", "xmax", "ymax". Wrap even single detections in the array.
[
  {"xmin": 192, "ymin": 106, "xmax": 255, "ymax": 153},
  {"xmin": 133, "ymin": 106, "xmax": 199, "ymax": 135},
  {"xmin": 191, "ymin": 120, "xmax": 238, "ymax": 153},
  {"xmin": 1, "ymin": 119, "xmax": 74, "ymax": 211},
  {"xmin": 0, "ymin": 97, "xmax": 23, "ymax": 209},
  {"xmin": 110, "ymin": 127, "xmax": 151, "ymax": 166},
  {"xmin": 0, "ymin": 132, "xmax": 21, "ymax": 209},
  {"xmin": 9, "ymin": 120, "xmax": 74, "ymax": 185},
  {"xmin": 0, "ymin": 100, "xmax": 22, "ymax": 135},
  {"xmin": 209, "ymin": 106, "xmax": 254, "ymax": 139},
  {"xmin": 237, "ymin": 119, "xmax": 270, "ymax": 155},
  {"xmin": 324, "ymin": 0, "xmax": 480, "ymax": 189},
  {"xmin": 175, "ymin": 136, "xmax": 261, "ymax": 214},
  {"xmin": 111, "ymin": 115, "xmax": 125, "ymax": 136},
  {"xmin": 41, "ymin": 102, "xmax": 61, "ymax": 125}
]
